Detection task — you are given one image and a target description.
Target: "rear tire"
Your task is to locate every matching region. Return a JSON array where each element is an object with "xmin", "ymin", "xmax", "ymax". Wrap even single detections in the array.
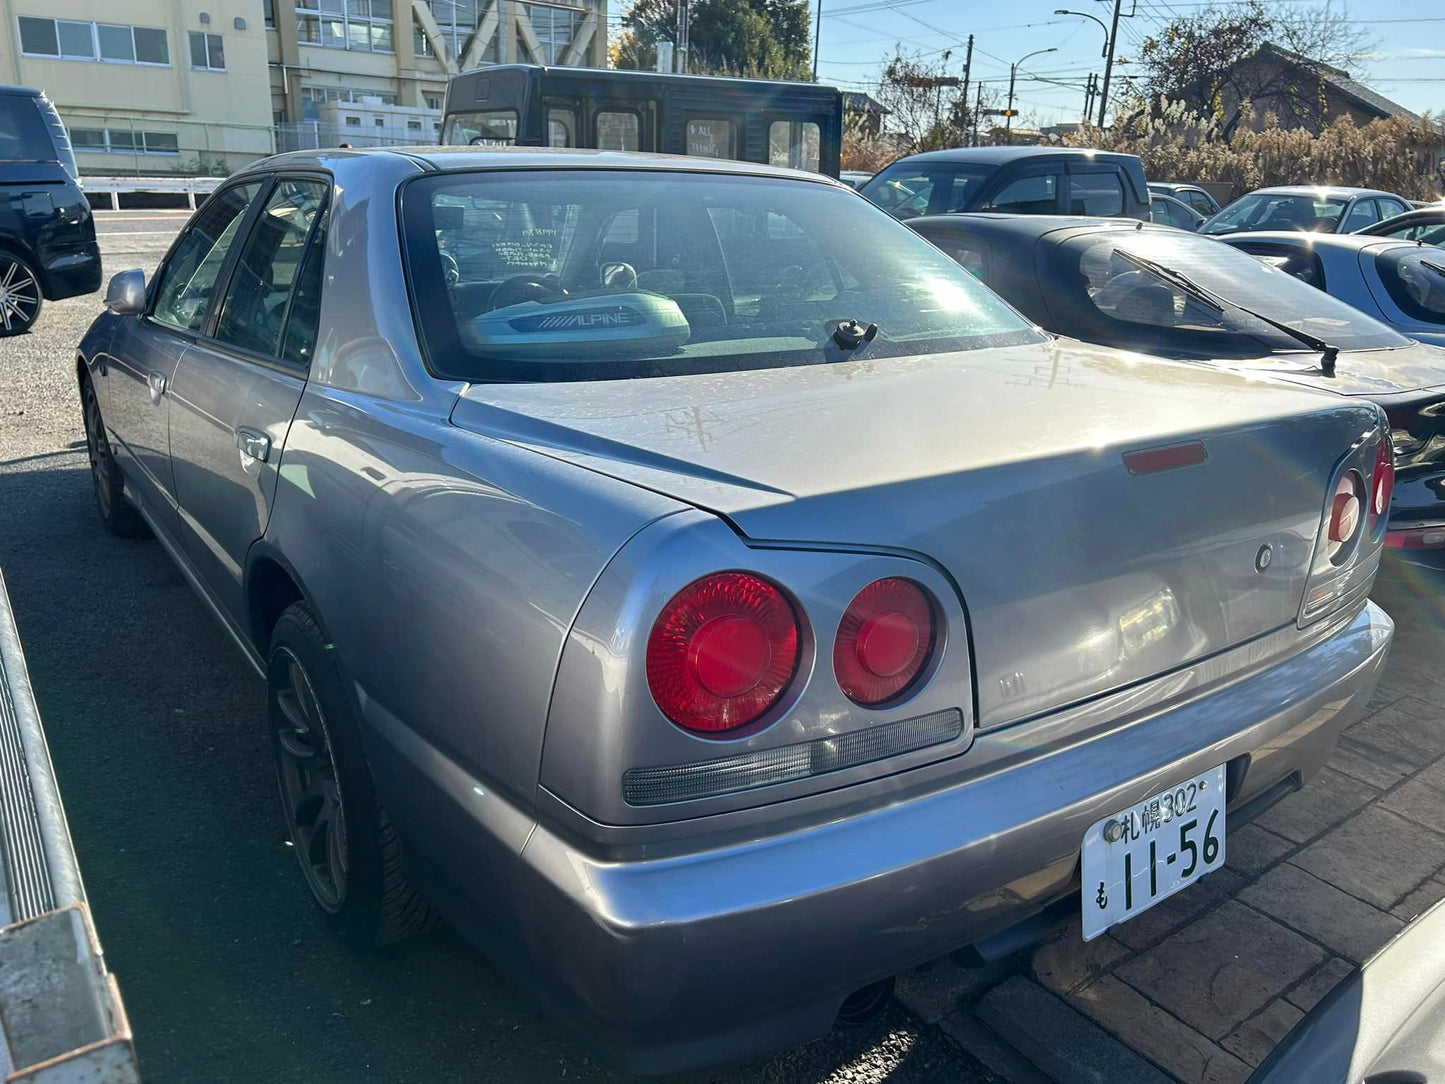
[
  {"xmin": 0, "ymin": 251, "xmax": 42, "ymax": 336},
  {"xmin": 267, "ymin": 601, "xmax": 437, "ymax": 947},
  {"xmin": 82, "ymin": 377, "xmax": 149, "ymax": 539}
]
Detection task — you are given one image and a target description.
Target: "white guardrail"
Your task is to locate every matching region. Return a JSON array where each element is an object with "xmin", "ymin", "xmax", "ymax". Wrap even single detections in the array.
[{"xmin": 83, "ymin": 175, "xmax": 221, "ymax": 211}]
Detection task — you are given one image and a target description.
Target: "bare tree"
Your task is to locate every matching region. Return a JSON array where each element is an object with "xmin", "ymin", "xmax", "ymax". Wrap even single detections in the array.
[{"xmin": 874, "ymin": 48, "xmax": 999, "ymax": 151}]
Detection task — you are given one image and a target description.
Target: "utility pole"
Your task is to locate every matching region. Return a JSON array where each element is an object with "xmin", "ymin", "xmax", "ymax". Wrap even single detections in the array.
[
  {"xmin": 960, "ymin": 34, "xmax": 973, "ymax": 144},
  {"xmin": 973, "ymin": 84, "xmax": 982, "ymax": 146},
  {"xmin": 1098, "ymin": 0, "xmax": 1124, "ymax": 128},
  {"xmin": 812, "ymin": 0, "xmax": 822, "ymax": 80},
  {"xmin": 676, "ymin": 0, "xmax": 690, "ymax": 74},
  {"xmin": 1083, "ymin": 72, "xmax": 1096, "ymax": 123},
  {"xmin": 1006, "ymin": 64, "xmax": 1017, "ymax": 144}
]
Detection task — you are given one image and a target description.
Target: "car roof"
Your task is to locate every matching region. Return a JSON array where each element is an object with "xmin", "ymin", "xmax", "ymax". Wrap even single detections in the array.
[
  {"xmin": 0, "ymin": 84, "xmax": 41, "ymax": 98},
  {"xmin": 239, "ymin": 144, "xmax": 844, "ymax": 184},
  {"xmin": 1213, "ymin": 230, "xmax": 1410, "ymax": 251},
  {"xmin": 1148, "ymin": 182, "xmax": 1204, "ymax": 191},
  {"xmin": 883, "ymin": 146, "xmax": 1135, "ymax": 166},
  {"xmin": 1239, "ymin": 185, "xmax": 1400, "ymax": 198},
  {"xmin": 909, "ymin": 212, "xmax": 1148, "ymax": 237}
]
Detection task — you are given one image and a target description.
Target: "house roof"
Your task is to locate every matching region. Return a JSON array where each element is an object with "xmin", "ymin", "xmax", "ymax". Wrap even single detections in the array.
[
  {"xmin": 1257, "ymin": 43, "xmax": 1417, "ymax": 122},
  {"xmin": 843, "ymin": 92, "xmax": 889, "ymax": 117}
]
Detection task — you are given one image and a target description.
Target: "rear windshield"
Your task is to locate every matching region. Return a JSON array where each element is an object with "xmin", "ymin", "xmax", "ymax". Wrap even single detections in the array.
[
  {"xmin": 1201, "ymin": 192, "xmax": 1348, "ymax": 235},
  {"xmin": 0, "ymin": 95, "xmax": 56, "ymax": 163},
  {"xmin": 1376, "ymin": 248, "xmax": 1445, "ymax": 326},
  {"xmin": 860, "ymin": 163, "xmax": 995, "ymax": 219},
  {"xmin": 1047, "ymin": 229, "xmax": 1408, "ymax": 356},
  {"xmin": 401, "ymin": 170, "xmax": 1042, "ymax": 382}
]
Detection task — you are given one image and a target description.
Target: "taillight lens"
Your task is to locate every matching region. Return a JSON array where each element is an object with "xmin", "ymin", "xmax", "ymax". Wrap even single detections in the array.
[
  {"xmin": 1327, "ymin": 471, "xmax": 1365, "ymax": 563},
  {"xmin": 646, "ymin": 572, "xmax": 800, "ymax": 734},
  {"xmin": 834, "ymin": 578, "xmax": 938, "ymax": 706},
  {"xmin": 1372, "ymin": 434, "xmax": 1394, "ymax": 523}
]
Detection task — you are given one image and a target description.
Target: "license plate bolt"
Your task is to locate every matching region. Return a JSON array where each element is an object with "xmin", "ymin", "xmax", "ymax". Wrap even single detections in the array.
[{"xmin": 1103, "ymin": 818, "xmax": 1124, "ymax": 843}]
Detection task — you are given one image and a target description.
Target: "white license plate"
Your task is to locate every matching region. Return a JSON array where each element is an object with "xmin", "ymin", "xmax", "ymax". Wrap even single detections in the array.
[{"xmin": 1081, "ymin": 765, "xmax": 1227, "ymax": 941}]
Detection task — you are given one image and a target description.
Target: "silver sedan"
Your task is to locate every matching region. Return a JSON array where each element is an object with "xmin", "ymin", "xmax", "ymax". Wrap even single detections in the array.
[{"xmin": 77, "ymin": 148, "xmax": 1393, "ymax": 1073}]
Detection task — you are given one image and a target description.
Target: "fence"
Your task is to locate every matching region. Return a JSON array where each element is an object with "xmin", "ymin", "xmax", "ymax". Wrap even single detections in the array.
[{"xmin": 275, "ymin": 120, "xmax": 440, "ymax": 153}]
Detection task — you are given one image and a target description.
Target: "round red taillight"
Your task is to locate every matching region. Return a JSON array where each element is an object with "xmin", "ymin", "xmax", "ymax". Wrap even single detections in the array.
[
  {"xmin": 646, "ymin": 572, "xmax": 800, "ymax": 734},
  {"xmin": 834, "ymin": 578, "xmax": 938, "ymax": 706},
  {"xmin": 1327, "ymin": 471, "xmax": 1364, "ymax": 563},
  {"xmin": 1372, "ymin": 435, "xmax": 1394, "ymax": 522}
]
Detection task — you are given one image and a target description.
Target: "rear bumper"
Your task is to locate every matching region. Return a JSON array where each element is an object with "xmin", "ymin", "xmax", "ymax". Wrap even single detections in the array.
[
  {"xmin": 369, "ymin": 600, "xmax": 1393, "ymax": 1075},
  {"xmin": 39, "ymin": 239, "xmax": 101, "ymax": 300}
]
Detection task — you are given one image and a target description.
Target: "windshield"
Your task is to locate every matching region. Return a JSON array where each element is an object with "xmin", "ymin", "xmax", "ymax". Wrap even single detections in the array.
[
  {"xmin": 1376, "ymin": 248, "xmax": 1445, "ymax": 326},
  {"xmin": 1201, "ymin": 192, "xmax": 1349, "ymax": 236},
  {"xmin": 860, "ymin": 162, "xmax": 995, "ymax": 219},
  {"xmin": 0, "ymin": 94, "xmax": 56, "ymax": 163},
  {"xmin": 1052, "ymin": 229, "xmax": 1409, "ymax": 357},
  {"xmin": 401, "ymin": 170, "xmax": 1042, "ymax": 382}
]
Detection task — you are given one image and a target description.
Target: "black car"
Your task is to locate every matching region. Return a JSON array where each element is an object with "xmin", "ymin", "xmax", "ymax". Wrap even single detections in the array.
[
  {"xmin": 859, "ymin": 146, "xmax": 1149, "ymax": 222},
  {"xmin": 0, "ymin": 85, "xmax": 100, "ymax": 335},
  {"xmin": 1356, "ymin": 205, "xmax": 1445, "ymax": 245},
  {"xmin": 1146, "ymin": 181, "xmax": 1222, "ymax": 217},
  {"xmin": 908, "ymin": 212, "xmax": 1445, "ymax": 544},
  {"xmin": 1148, "ymin": 193, "xmax": 1205, "ymax": 231}
]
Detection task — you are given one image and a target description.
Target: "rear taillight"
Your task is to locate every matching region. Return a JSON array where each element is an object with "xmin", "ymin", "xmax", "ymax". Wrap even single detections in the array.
[
  {"xmin": 1372, "ymin": 433, "xmax": 1394, "ymax": 523},
  {"xmin": 646, "ymin": 572, "xmax": 800, "ymax": 734},
  {"xmin": 834, "ymin": 578, "xmax": 938, "ymax": 706},
  {"xmin": 1326, "ymin": 471, "xmax": 1365, "ymax": 564}
]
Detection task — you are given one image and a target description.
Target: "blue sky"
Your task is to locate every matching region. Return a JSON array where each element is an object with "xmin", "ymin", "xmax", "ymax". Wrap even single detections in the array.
[{"xmin": 808, "ymin": 0, "xmax": 1444, "ymax": 127}]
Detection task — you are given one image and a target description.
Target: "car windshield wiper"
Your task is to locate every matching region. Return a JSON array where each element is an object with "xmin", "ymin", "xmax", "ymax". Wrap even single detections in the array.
[
  {"xmin": 1114, "ymin": 248, "xmax": 1341, "ymax": 377},
  {"xmin": 1421, "ymin": 258, "xmax": 1445, "ymax": 279}
]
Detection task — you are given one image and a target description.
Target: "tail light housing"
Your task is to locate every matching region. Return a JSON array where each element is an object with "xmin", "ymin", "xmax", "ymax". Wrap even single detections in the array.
[
  {"xmin": 1326, "ymin": 471, "xmax": 1364, "ymax": 564},
  {"xmin": 1371, "ymin": 432, "xmax": 1394, "ymax": 526},
  {"xmin": 646, "ymin": 572, "xmax": 800, "ymax": 734},
  {"xmin": 834, "ymin": 578, "xmax": 938, "ymax": 705}
]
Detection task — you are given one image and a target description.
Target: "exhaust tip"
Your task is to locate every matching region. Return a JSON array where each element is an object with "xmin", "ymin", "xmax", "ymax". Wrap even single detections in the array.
[{"xmin": 836, "ymin": 976, "xmax": 896, "ymax": 1027}]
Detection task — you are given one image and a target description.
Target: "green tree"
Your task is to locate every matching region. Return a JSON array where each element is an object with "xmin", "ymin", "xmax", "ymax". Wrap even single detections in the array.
[{"xmin": 616, "ymin": 0, "xmax": 812, "ymax": 80}]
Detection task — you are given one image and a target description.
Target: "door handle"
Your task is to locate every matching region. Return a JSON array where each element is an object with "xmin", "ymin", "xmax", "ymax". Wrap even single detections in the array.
[
  {"xmin": 146, "ymin": 370, "xmax": 167, "ymax": 404},
  {"xmin": 236, "ymin": 426, "xmax": 272, "ymax": 464}
]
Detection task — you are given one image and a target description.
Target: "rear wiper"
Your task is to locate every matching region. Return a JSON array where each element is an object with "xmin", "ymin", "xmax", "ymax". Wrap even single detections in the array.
[
  {"xmin": 1421, "ymin": 258, "xmax": 1445, "ymax": 279},
  {"xmin": 1115, "ymin": 248, "xmax": 1340, "ymax": 377}
]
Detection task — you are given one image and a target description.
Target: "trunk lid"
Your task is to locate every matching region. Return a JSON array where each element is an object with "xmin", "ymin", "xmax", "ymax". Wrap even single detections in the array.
[
  {"xmin": 453, "ymin": 339, "xmax": 1378, "ymax": 727},
  {"xmin": 1223, "ymin": 340, "xmax": 1445, "ymax": 399}
]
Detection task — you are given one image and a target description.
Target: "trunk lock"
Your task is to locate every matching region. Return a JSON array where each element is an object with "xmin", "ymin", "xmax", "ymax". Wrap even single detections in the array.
[{"xmin": 1255, "ymin": 544, "xmax": 1273, "ymax": 573}]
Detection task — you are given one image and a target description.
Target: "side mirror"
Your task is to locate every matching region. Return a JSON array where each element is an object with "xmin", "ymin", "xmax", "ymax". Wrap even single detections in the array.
[{"xmin": 104, "ymin": 269, "xmax": 146, "ymax": 315}]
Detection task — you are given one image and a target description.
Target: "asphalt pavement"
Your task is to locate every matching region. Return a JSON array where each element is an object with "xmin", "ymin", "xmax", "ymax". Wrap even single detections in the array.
[{"xmin": 0, "ymin": 215, "xmax": 999, "ymax": 1084}]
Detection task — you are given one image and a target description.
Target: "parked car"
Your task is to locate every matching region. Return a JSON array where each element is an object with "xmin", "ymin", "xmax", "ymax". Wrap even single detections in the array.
[
  {"xmin": 80, "ymin": 148, "xmax": 1393, "ymax": 1074},
  {"xmin": 1149, "ymin": 192, "xmax": 1205, "ymax": 231},
  {"xmin": 909, "ymin": 214, "xmax": 1445, "ymax": 550},
  {"xmin": 1356, "ymin": 205, "xmax": 1445, "ymax": 245},
  {"xmin": 1218, "ymin": 233, "xmax": 1445, "ymax": 350},
  {"xmin": 1200, "ymin": 186, "xmax": 1413, "ymax": 237},
  {"xmin": 1251, "ymin": 897, "xmax": 1445, "ymax": 1083},
  {"xmin": 0, "ymin": 85, "xmax": 100, "ymax": 335},
  {"xmin": 1147, "ymin": 181, "xmax": 1221, "ymax": 216},
  {"xmin": 840, "ymin": 169, "xmax": 874, "ymax": 189},
  {"xmin": 859, "ymin": 146, "xmax": 1149, "ymax": 221}
]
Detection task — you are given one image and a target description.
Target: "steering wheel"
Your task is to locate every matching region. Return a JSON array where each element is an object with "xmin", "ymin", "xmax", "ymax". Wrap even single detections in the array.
[
  {"xmin": 489, "ymin": 274, "xmax": 566, "ymax": 311},
  {"xmin": 440, "ymin": 252, "xmax": 460, "ymax": 287}
]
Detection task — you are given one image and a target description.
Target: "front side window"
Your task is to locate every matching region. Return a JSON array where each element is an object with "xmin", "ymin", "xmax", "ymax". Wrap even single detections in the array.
[
  {"xmin": 215, "ymin": 180, "xmax": 329, "ymax": 357},
  {"xmin": 1070, "ymin": 171, "xmax": 1124, "ymax": 217},
  {"xmin": 1185, "ymin": 190, "xmax": 1217, "ymax": 215},
  {"xmin": 1377, "ymin": 249, "xmax": 1445, "ymax": 326},
  {"xmin": 442, "ymin": 109, "xmax": 518, "ymax": 145},
  {"xmin": 1340, "ymin": 199, "xmax": 1379, "ymax": 232},
  {"xmin": 981, "ymin": 173, "xmax": 1061, "ymax": 215},
  {"xmin": 152, "ymin": 183, "xmax": 262, "ymax": 333},
  {"xmin": 1056, "ymin": 230, "xmax": 1407, "ymax": 357},
  {"xmin": 596, "ymin": 111, "xmax": 640, "ymax": 151},
  {"xmin": 402, "ymin": 170, "xmax": 1042, "ymax": 382},
  {"xmin": 860, "ymin": 163, "xmax": 994, "ymax": 219},
  {"xmin": 768, "ymin": 120, "xmax": 821, "ymax": 172},
  {"xmin": 1201, "ymin": 192, "xmax": 1348, "ymax": 236}
]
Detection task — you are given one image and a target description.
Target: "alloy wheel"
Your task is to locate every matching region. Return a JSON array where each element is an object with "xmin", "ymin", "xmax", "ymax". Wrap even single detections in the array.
[
  {"xmin": 271, "ymin": 647, "xmax": 349, "ymax": 911},
  {"xmin": 0, "ymin": 256, "xmax": 40, "ymax": 333},
  {"xmin": 84, "ymin": 387, "xmax": 113, "ymax": 519}
]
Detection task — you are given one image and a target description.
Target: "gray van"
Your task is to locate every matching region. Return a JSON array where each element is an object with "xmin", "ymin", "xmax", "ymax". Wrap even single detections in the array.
[{"xmin": 0, "ymin": 86, "xmax": 100, "ymax": 335}]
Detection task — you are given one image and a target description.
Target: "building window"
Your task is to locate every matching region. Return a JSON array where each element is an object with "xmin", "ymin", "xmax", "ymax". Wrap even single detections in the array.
[
  {"xmin": 406, "ymin": 119, "xmax": 421, "ymax": 130},
  {"xmin": 423, "ymin": 93, "xmax": 441, "ymax": 111},
  {"xmin": 344, "ymin": 115, "xmax": 360, "ymax": 125},
  {"xmin": 296, "ymin": 0, "xmax": 393, "ymax": 52},
  {"xmin": 374, "ymin": 117, "xmax": 385, "ymax": 127},
  {"xmin": 189, "ymin": 31, "xmax": 226, "ymax": 70},
  {"xmin": 264, "ymin": 0, "xmax": 276, "ymax": 28},
  {"xmin": 524, "ymin": 4, "xmax": 580, "ymax": 64},
  {"xmin": 67, "ymin": 127, "xmax": 179, "ymax": 154},
  {"xmin": 17, "ymin": 17, "xmax": 170, "ymax": 65},
  {"xmin": 299, "ymin": 85, "xmax": 396, "ymax": 120},
  {"xmin": 419, "ymin": 0, "xmax": 495, "ymax": 64}
]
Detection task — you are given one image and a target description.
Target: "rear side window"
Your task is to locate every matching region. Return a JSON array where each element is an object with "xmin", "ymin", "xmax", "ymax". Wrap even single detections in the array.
[
  {"xmin": 1340, "ymin": 199, "xmax": 1379, "ymax": 232},
  {"xmin": 860, "ymin": 163, "xmax": 994, "ymax": 219},
  {"xmin": 214, "ymin": 179, "xmax": 329, "ymax": 358},
  {"xmin": 982, "ymin": 173, "xmax": 1060, "ymax": 215},
  {"xmin": 1184, "ymin": 190, "xmax": 1217, "ymax": 215},
  {"xmin": 1070, "ymin": 171, "xmax": 1124, "ymax": 216},
  {"xmin": 1229, "ymin": 241, "xmax": 1326, "ymax": 289},
  {"xmin": 0, "ymin": 95, "xmax": 56, "ymax": 163},
  {"xmin": 1377, "ymin": 249, "xmax": 1445, "ymax": 326}
]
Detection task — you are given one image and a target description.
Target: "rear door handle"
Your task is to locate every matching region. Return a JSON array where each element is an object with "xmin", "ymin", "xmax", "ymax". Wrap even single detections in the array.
[
  {"xmin": 236, "ymin": 426, "xmax": 271, "ymax": 463},
  {"xmin": 146, "ymin": 370, "xmax": 167, "ymax": 404}
]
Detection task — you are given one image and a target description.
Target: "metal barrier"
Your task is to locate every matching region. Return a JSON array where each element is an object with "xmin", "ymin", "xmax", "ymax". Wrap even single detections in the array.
[{"xmin": 83, "ymin": 175, "xmax": 221, "ymax": 211}]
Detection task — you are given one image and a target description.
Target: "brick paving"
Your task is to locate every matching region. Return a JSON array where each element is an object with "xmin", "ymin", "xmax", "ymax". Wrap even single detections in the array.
[{"xmin": 896, "ymin": 559, "xmax": 1445, "ymax": 1082}]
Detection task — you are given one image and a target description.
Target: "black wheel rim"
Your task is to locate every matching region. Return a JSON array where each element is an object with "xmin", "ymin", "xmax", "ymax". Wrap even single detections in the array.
[
  {"xmin": 84, "ymin": 388, "xmax": 113, "ymax": 519},
  {"xmin": 271, "ymin": 647, "xmax": 348, "ymax": 911},
  {"xmin": 0, "ymin": 257, "xmax": 39, "ymax": 333}
]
